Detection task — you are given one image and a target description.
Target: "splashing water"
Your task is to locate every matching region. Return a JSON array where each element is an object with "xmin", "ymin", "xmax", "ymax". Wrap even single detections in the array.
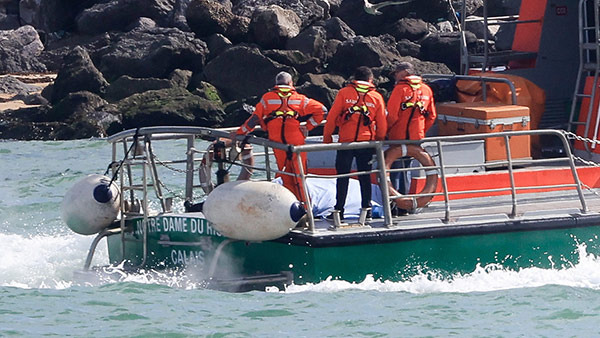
[
  {"xmin": 284, "ymin": 244, "xmax": 600, "ymax": 294},
  {"xmin": 3, "ymin": 139, "xmax": 600, "ymax": 296},
  {"xmin": 3, "ymin": 224, "xmax": 600, "ymax": 295}
]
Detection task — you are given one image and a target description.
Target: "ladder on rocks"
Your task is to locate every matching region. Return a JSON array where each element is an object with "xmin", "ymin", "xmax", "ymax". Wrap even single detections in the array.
[{"xmin": 568, "ymin": 0, "xmax": 600, "ymax": 151}]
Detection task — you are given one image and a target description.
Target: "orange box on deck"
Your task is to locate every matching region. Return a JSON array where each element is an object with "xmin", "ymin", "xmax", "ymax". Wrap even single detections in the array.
[{"xmin": 437, "ymin": 102, "xmax": 531, "ymax": 162}]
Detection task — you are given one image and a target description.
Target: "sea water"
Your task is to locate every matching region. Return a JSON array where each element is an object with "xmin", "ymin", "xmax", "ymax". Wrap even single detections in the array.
[{"xmin": 2, "ymin": 139, "xmax": 600, "ymax": 336}]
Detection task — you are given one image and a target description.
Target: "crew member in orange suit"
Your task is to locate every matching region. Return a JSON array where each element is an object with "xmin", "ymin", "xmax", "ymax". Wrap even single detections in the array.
[
  {"xmin": 386, "ymin": 61, "xmax": 436, "ymax": 214},
  {"xmin": 387, "ymin": 61, "xmax": 436, "ymax": 141},
  {"xmin": 323, "ymin": 66, "xmax": 387, "ymax": 220},
  {"xmin": 237, "ymin": 71, "xmax": 327, "ymax": 201}
]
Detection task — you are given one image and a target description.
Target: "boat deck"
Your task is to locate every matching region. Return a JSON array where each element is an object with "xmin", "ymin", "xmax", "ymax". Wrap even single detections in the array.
[
  {"xmin": 287, "ymin": 186, "xmax": 600, "ymax": 245},
  {"xmin": 103, "ymin": 126, "xmax": 600, "ymax": 247}
]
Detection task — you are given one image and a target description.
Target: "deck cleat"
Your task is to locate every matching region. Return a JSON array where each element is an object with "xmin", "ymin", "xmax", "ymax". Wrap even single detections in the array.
[
  {"xmin": 358, "ymin": 207, "xmax": 372, "ymax": 226},
  {"xmin": 327, "ymin": 210, "xmax": 348, "ymax": 229}
]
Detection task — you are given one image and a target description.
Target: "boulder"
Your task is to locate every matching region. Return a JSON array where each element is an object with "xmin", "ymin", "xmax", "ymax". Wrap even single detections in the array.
[
  {"xmin": 76, "ymin": 0, "xmax": 175, "ymax": 35},
  {"xmin": 321, "ymin": 17, "xmax": 355, "ymax": 41},
  {"xmin": 169, "ymin": 68, "xmax": 193, "ymax": 88},
  {"xmin": 186, "ymin": 0, "xmax": 235, "ymax": 37},
  {"xmin": 115, "ymin": 87, "xmax": 226, "ymax": 129},
  {"xmin": 249, "ymin": 5, "xmax": 302, "ymax": 49},
  {"xmin": 388, "ymin": 18, "xmax": 430, "ymax": 42},
  {"xmin": 203, "ymin": 44, "xmax": 296, "ymax": 100},
  {"xmin": 0, "ymin": 91, "xmax": 118, "ymax": 140},
  {"xmin": 39, "ymin": 33, "xmax": 112, "ymax": 72},
  {"xmin": 298, "ymin": 73, "xmax": 345, "ymax": 89},
  {"xmin": 105, "ymin": 75, "xmax": 172, "ymax": 102},
  {"xmin": 323, "ymin": 38, "xmax": 341, "ymax": 60},
  {"xmin": 104, "ymin": 69, "xmax": 191, "ymax": 102},
  {"xmin": 459, "ymin": 0, "xmax": 484, "ymax": 16},
  {"xmin": 295, "ymin": 82, "xmax": 337, "ymax": 108},
  {"xmin": 465, "ymin": 15, "xmax": 494, "ymax": 40},
  {"xmin": 0, "ymin": 119, "xmax": 66, "ymax": 140},
  {"xmin": 0, "ymin": 0, "xmax": 19, "ymax": 13},
  {"xmin": 191, "ymin": 81, "xmax": 223, "ymax": 105},
  {"xmin": 380, "ymin": 57, "xmax": 453, "ymax": 79},
  {"xmin": 18, "ymin": 0, "xmax": 42, "ymax": 29},
  {"xmin": 296, "ymin": 73, "xmax": 346, "ymax": 109},
  {"xmin": 286, "ymin": 25, "xmax": 327, "ymax": 59},
  {"xmin": 413, "ymin": 59, "xmax": 453, "ymax": 75},
  {"xmin": 11, "ymin": 92, "xmax": 49, "ymax": 105},
  {"xmin": 96, "ymin": 27, "xmax": 208, "ymax": 80},
  {"xmin": 222, "ymin": 98, "xmax": 259, "ymax": 128},
  {"xmin": 337, "ymin": 0, "xmax": 450, "ymax": 36},
  {"xmin": 50, "ymin": 46, "xmax": 108, "ymax": 104},
  {"xmin": 328, "ymin": 0, "xmax": 342, "ymax": 13},
  {"xmin": 0, "ymin": 76, "xmax": 41, "ymax": 95},
  {"xmin": 225, "ymin": 15, "xmax": 250, "ymax": 43},
  {"xmin": 0, "ymin": 12, "xmax": 19, "ymax": 29},
  {"xmin": 19, "ymin": 0, "xmax": 91, "ymax": 34},
  {"xmin": 436, "ymin": 20, "xmax": 454, "ymax": 33},
  {"xmin": 170, "ymin": 0, "xmax": 191, "ymax": 31},
  {"xmin": 328, "ymin": 35, "xmax": 401, "ymax": 76},
  {"xmin": 47, "ymin": 91, "xmax": 109, "ymax": 121},
  {"xmin": 397, "ymin": 39, "xmax": 420, "ymax": 58},
  {"xmin": 206, "ymin": 33, "xmax": 233, "ymax": 60},
  {"xmin": 125, "ymin": 17, "xmax": 158, "ymax": 31},
  {"xmin": 40, "ymin": 83, "xmax": 53, "ymax": 101},
  {"xmin": 52, "ymin": 110, "xmax": 120, "ymax": 139},
  {"xmin": 485, "ymin": 0, "xmax": 520, "ymax": 16},
  {"xmin": 264, "ymin": 49, "xmax": 321, "ymax": 74},
  {"xmin": 1, "ymin": 104, "xmax": 51, "ymax": 123},
  {"xmin": 233, "ymin": 0, "xmax": 329, "ymax": 28},
  {"xmin": 420, "ymin": 32, "xmax": 477, "ymax": 73},
  {"xmin": 0, "ymin": 25, "xmax": 47, "ymax": 73}
]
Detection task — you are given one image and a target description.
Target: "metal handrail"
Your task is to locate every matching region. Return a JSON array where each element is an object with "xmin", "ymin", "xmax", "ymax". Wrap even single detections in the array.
[
  {"xmin": 289, "ymin": 129, "xmax": 588, "ymax": 228},
  {"xmin": 83, "ymin": 228, "xmax": 122, "ymax": 270},
  {"xmin": 109, "ymin": 127, "xmax": 589, "ymax": 238}
]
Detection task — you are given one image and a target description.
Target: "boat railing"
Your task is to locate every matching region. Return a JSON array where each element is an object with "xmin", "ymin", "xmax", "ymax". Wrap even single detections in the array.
[
  {"xmin": 289, "ymin": 129, "xmax": 587, "ymax": 231},
  {"xmin": 106, "ymin": 127, "xmax": 587, "ymax": 239}
]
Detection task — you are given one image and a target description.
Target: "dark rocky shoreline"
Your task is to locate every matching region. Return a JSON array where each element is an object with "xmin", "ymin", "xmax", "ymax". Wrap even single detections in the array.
[{"xmin": 0, "ymin": 0, "xmax": 519, "ymax": 140}]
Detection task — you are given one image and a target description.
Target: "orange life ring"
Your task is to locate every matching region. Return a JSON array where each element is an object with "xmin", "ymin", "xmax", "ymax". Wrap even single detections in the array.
[
  {"xmin": 199, "ymin": 139, "xmax": 254, "ymax": 194},
  {"xmin": 384, "ymin": 144, "xmax": 438, "ymax": 210}
]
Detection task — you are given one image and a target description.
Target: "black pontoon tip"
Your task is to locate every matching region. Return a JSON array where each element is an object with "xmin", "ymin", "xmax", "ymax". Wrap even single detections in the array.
[{"xmin": 289, "ymin": 201, "xmax": 306, "ymax": 222}]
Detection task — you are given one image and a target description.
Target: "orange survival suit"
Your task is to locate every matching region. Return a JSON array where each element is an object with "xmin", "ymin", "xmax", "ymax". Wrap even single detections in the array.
[
  {"xmin": 323, "ymin": 80, "xmax": 387, "ymax": 143},
  {"xmin": 387, "ymin": 75, "xmax": 436, "ymax": 140},
  {"xmin": 323, "ymin": 80, "xmax": 387, "ymax": 214},
  {"xmin": 237, "ymin": 85, "xmax": 327, "ymax": 201}
]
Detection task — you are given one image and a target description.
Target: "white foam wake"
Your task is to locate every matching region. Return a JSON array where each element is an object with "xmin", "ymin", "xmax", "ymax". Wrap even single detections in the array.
[
  {"xmin": 284, "ymin": 244, "xmax": 600, "ymax": 294},
  {"xmin": 0, "ymin": 232, "xmax": 107, "ymax": 289},
  {"xmin": 3, "ymin": 232, "xmax": 600, "ymax": 294}
]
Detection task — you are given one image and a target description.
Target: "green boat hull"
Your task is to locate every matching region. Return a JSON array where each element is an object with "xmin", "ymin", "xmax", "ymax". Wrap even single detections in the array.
[{"xmin": 106, "ymin": 215, "xmax": 600, "ymax": 284}]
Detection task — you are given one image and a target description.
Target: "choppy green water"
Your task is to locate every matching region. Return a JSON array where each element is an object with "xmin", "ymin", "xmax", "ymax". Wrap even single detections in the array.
[{"xmin": 2, "ymin": 139, "xmax": 600, "ymax": 336}]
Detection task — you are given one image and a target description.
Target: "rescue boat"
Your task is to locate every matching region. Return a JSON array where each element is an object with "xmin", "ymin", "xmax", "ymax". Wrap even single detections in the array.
[
  {"xmin": 62, "ymin": 124, "xmax": 600, "ymax": 291},
  {"xmin": 62, "ymin": 0, "xmax": 600, "ymax": 291}
]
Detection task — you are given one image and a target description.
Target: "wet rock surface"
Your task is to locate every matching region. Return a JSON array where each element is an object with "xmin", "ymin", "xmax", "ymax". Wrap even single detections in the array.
[{"xmin": 0, "ymin": 0, "xmax": 512, "ymax": 140}]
